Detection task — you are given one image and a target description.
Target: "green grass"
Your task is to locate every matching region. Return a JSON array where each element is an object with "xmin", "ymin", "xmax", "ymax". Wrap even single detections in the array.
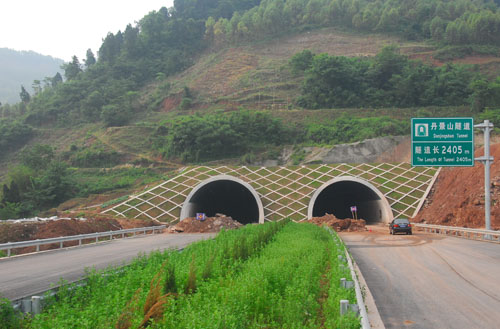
[
  {"xmin": 28, "ymin": 222, "xmax": 360, "ymax": 329},
  {"xmin": 160, "ymin": 223, "xmax": 358, "ymax": 328},
  {"xmin": 29, "ymin": 221, "xmax": 286, "ymax": 328},
  {"xmin": 73, "ymin": 167, "xmax": 166, "ymax": 196}
]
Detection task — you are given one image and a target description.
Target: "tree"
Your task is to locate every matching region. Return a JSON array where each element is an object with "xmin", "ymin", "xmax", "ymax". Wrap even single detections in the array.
[
  {"xmin": 0, "ymin": 121, "xmax": 34, "ymax": 152},
  {"xmin": 471, "ymin": 77, "xmax": 500, "ymax": 111},
  {"xmin": 205, "ymin": 16, "xmax": 216, "ymax": 42},
  {"xmin": 0, "ymin": 202, "xmax": 21, "ymax": 220},
  {"xmin": 263, "ymin": 0, "xmax": 284, "ymax": 34},
  {"xmin": 284, "ymin": 0, "xmax": 307, "ymax": 26},
  {"xmin": 429, "ymin": 16, "xmax": 447, "ymax": 41},
  {"xmin": 21, "ymin": 144, "xmax": 55, "ymax": 171},
  {"xmin": 2, "ymin": 181, "xmax": 20, "ymax": 204},
  {"xmin": 376, "ymin": 8, "xmax": 400, "ymax": 31},
  {"xmin": 213, "ymin": 18, "xmax": 229, "ymax": 45},
  {"xmin": 32, "ymin": 80, "xmax": 42, "ymax": 95},
  {"xmin": 289, "ymin": 50, "xmax": 314, "ymax": 74},
  {"xmin": 42, "ymin": 76, "xmax": 53, "ymax": 89},
  {"xmin": 101, "ymin": 104, "xmax": 129, "ymax": 127},
  {"xmin": 62, "ymin": 56, "xmax": 82, "ymax": 80},
  {"xmin": 52, "ymin": 72, "xmax": 63, "ymax": 87},
  {"xmin": 123, "ymin": 24, "xmax": 140, "ymax": 58},
  {"xmin": 83, "ymin": 90, "xmax": 105, "ymax": 120},
  {"xmin": 25, "ymin": 161, "xmax": 75, "ymax": 210},
  {"xmin": 367, "ymin": 45, "xmax": 408, "ymax": 90},
  {"xmin": 19, "ymin": 85, "xmax": 30, "ymax": 103},
  {"xmin": 84, "ymin": 49, "xmax": 96, "ymax": 68}
]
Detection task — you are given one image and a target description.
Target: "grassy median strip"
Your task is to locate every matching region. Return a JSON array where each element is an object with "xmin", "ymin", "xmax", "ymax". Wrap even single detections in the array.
[
  {"xmin": 159, "ymin": 223, "xmax": 359, "ymax": 329},
  {"xmin": 29, "ymin": 221, "xmax": 286, "ymax": 329},
  {"xmin": 28, "ymin": 221, "xmax": 359, "ymax": 328}
]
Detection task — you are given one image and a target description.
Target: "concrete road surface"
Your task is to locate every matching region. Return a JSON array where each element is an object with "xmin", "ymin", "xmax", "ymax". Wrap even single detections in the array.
[
  {"xmin": 340, "ymin": 225, "xmax": 500, "ymax": 329},
  {"xmin": 0, "ymin": 233, "xmax": 215, "ymax": 301}
]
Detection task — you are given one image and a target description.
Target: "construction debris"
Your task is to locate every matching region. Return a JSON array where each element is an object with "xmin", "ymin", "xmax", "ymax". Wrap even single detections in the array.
[
  {"xmin": 307, "ymin": 214, "xmax": 366, "ymax": 232},
  {"xmin": 169, "ymin": 214, "xmax": 243, "ymax": 233}
]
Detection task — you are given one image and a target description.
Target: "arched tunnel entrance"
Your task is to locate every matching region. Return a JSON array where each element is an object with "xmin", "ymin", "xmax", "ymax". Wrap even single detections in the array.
[
  {"xmin": 308, "ymin": 176, "xmax": 393, "ymax": 224},
  {"xmin": 180, "ymin": 175, "xmax": 264, "ymax": 224}
]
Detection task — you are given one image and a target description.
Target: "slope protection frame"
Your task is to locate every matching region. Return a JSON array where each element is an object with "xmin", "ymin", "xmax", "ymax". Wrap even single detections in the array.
[{"xmin": 104, "ymin": 163, "xmax": 438, "ymax": 223}]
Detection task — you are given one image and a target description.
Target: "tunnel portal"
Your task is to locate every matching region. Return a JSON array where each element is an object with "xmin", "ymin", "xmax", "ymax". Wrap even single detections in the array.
[
  {"xmin": 180, "ymin": 176, "xmax": 264, "ymax": 224},
  {"xmin": 308, "ymin": 177, "xmax": 393, "ymax": 224}
]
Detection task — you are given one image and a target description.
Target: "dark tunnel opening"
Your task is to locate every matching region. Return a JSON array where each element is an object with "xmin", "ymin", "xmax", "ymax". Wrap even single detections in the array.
[
  {"xmin": 311, "ymin": 180, "xmax": 389, "ymax": 224},
  {"xmin": 181, "ymin": 180, "xmax": 262, "ymax": 224}
]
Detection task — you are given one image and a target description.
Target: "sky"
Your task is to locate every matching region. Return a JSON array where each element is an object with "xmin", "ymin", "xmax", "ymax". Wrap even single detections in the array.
[{"xmin": 0, "ymin": 1, "xmax": 174, "ymax": 62}]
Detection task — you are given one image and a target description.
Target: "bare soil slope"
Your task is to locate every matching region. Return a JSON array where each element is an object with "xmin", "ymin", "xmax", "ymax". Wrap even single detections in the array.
[
  {"xmin": 0, "ymin": 216, "xmax": 159, "ymax": 255},
  {"xmin": 413, "ymin": 143, "xmax": 500, "ymax": 230},
  {"xmin": 170, "ymin": 28, "xmax": 408, "ymax": 108}
]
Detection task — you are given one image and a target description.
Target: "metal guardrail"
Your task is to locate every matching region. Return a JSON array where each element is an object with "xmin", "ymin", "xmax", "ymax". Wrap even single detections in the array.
[
  {"xmin": 12, "ymin": 243, "xmax": 187, "ymax": 315},
  {"xmin": 344, "ymin": 247, "xmax": 371, "ymax": 329},
  {"xmin": 414, "ymin": 223, "xmax": 500, "ymax": 243},
  {"xmin": 0, "ymin": 225, "xmax": 166, "ymax": 257},
  {"xmin": 324, "ymin": 226, "xmax": 371, "ymax": 329}
]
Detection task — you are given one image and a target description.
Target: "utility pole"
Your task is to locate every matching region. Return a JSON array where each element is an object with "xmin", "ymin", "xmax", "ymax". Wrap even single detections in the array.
[{"xmin": 474, "ymin": 120, "xmax": 494, "ymax": 231}]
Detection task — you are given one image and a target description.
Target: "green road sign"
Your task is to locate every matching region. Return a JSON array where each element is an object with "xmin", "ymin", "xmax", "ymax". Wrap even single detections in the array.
[{"xmin": 411, "ymin": 118, "xmax": 474, "ymax": 167}]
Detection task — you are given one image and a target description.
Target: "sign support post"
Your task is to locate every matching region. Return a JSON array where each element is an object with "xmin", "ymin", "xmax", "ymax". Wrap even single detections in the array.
[
  {"xmin": 350, "ymin": 206, "xmax": 357, "ymax": 220},
  {"xmin": 474, "ymin": 120, "xmax": 494, "ymax": 231}
]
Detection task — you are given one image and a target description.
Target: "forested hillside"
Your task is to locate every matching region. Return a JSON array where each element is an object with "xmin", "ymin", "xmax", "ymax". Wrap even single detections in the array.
[
  {"xmin": 205, "ymin": 0, "xmax": 500, "ymax": 46},
  {"xmin": 1, "ymin": 0, "xmax": 500, "ymax": 219},
  {"xmin": 0, "ymin": 48, "xmax": 63, "ymax": 104}
]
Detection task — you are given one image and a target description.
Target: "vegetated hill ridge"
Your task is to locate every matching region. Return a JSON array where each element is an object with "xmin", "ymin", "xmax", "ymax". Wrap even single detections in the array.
[
  {"xmin": 413, "ymin": 143, "xmax": 500, "ymax": 230},
  {"xmin": 1, "ymin": 1, "xmax": 500, "ymax": 222},
  {"xmin": 164, "ymin": 28, "xmax": 500, "ymax": 110},
  {"xmin": 0, "ymin": 48, "xmax": 63, "ymax": 104},
  {"xmin": 170, "ymin": 28, "xmax": 403, "ymax": 108}
]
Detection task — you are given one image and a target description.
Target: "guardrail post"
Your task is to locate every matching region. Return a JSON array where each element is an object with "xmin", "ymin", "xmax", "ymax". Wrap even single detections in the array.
[
  {"xmin": 31, "ymin": 296, "xmax": 41, "ymax": 315},
  {"xmin": 21, "ymin": 299, "xmax": 32, "ymax": 313},
  {"xmin": 340, "ymin": 300, "xmax": 349, "ymax": 315}
]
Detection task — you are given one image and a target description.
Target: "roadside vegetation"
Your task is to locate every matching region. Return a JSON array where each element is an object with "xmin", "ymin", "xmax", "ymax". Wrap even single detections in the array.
[
  {"xmin": 0, "ymin": 144, "xmax": 164, "ymax": 220},
  {"xmin": 291, "ymin": 45, "xmax": 500, "ymax": 109},
  {"xmin": 205, "ymin": 0, "xmax": 500, "ymax": 50},
  {"xmin": 11, "ymin": 221, "xmax": 359, "ymax": 328},
  {"xmin": 1, "ymin": 0, "xmax": 499, "ymax": 133},
  {"xmin": 1, "ymin": 0, "xmax": 500, "ymax": 217},
  {"xmin": 151, "ymin": 109, "xmax": 408, "ymax": 162}
]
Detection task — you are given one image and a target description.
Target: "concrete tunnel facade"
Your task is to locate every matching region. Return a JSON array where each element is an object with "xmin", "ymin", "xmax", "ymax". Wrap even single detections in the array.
[
  {"xmin": 180, "ymin": 175, "xmax": 265, "ymax": 224},
  {"xmin": 307, "ymin": 176, "xmax": 393, "ymax": 224}
]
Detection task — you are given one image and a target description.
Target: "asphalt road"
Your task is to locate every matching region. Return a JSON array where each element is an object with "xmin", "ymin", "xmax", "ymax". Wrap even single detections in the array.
[
  {"xmin": 0, "ymin": 233, "xmax": 215, "ymax": 301},
  {"xmin": 340, "ymin": 225, "xmax": 500, "ymax": 329}
]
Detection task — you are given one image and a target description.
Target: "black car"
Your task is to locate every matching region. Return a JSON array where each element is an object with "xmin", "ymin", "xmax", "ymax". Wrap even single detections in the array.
[{"xmin": 389, "ymin": 218, "xmax": 412, "ymax": 235}]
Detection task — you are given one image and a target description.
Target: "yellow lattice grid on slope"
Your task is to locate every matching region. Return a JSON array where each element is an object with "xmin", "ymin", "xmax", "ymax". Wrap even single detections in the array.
[{"xmin": 103, "ymin": 164, "xmax": 438, "ymax": 223}]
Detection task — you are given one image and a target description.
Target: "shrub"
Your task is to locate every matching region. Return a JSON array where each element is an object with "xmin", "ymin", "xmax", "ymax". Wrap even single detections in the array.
[{"xmin": 0, "ymin": 298, "xmax": 22, "ymax": 329}]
